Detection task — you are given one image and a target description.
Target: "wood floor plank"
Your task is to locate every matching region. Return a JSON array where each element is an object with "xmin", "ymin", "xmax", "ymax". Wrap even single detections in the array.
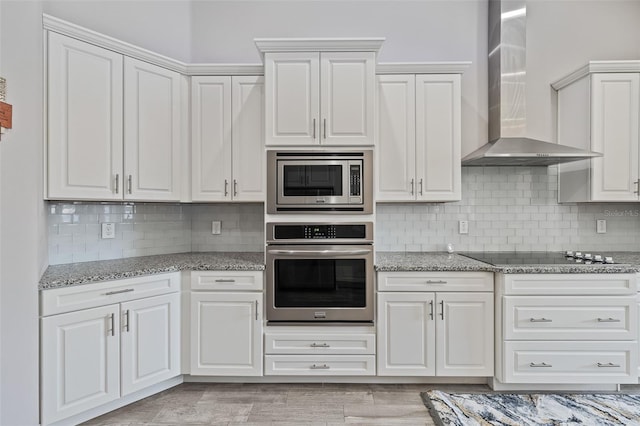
[
  {"xmin": 343, "ymin": 404, "xmax": 433, "ymax": 425},
  {"xmin": 247, "ymin": 402, "xmax": 344, "ymax": 423},
  {"xmin": 286, "ymin": 390, "xmax": 374, "ymax": 406}
]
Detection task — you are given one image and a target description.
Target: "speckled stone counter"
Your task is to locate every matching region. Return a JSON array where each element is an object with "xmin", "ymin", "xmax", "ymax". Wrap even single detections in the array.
[
  {"xmin": 375, "ymin": 252, "xmax": 640, "ymax": 274},
  {"xmin": 40, "ymin": 252, "xmax": 265, "ymax": 290},
  {"xmin": 375, "ymin": 252, "xmax": 495, "ymax": 272}
]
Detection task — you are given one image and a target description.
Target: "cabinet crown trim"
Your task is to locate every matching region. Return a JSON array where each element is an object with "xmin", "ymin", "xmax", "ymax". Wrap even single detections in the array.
[
  {"xmin": 376, "ymin": 62, "xmax": 471, "ymax": 74},
  {"xmin": 551, "ymin": 60, "xmax": 640, "ymax": 90},
  {"xmin": 255, "ymin": 37, "xmax": 385, "ymax": 55}
]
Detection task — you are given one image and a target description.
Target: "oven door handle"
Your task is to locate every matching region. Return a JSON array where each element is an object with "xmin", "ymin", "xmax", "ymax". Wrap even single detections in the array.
[{"xmin": 267, "ymin": 249, "xmax": 371, "ymax": 256}]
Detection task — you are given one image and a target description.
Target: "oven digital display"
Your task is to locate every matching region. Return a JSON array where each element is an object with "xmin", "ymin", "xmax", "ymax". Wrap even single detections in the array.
[{"xmin": 273, "ymin": 224, "xmax": 367, "ymax": 240}]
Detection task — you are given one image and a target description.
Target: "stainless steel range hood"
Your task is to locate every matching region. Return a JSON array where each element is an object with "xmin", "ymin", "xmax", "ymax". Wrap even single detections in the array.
[{"xmin": 462, "ymin": 0, "xmax": 602, "ymax": 166}]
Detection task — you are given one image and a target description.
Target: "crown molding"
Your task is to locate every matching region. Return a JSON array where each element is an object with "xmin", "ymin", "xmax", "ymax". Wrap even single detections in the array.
[
  {"xmin": 185, "ymin": 64, "xmax": 264, "ymax": 76},
  {"xmin": 376, "ymin": 62, "xmax": 471, "ymax": 75},
  {"xmin": 255, "ymin": 38, "xmax": 385, "ymax": 55},
  {"xmin": 551, "ymin": 60, "xmax": 640, "ymax": 90}
]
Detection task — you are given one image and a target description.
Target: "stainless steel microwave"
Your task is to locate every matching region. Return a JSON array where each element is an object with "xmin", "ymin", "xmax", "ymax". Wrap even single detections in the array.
[{"xmin": 267, "ymin": 150, "xmax": 373, "ymax": 214}]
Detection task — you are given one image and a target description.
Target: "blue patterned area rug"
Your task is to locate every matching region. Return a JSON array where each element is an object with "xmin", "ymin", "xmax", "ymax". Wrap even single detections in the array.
[{"xmin": 421, "ymin": 390, "xmax": 640, "ymax": 426}]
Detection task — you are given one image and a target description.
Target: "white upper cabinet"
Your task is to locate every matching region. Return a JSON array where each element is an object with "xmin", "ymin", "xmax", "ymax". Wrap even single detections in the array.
[
  {"xmin": 377, "ymin": 73, "xmax": 462, "ymax": 202},
  {"xmin": 47, "ymin": 32, "xmax": 124, "ymax": 200},
  {"xmin": 264, "ymin": 49, "xmax": 376, "ymax": 146},
  {"xmin": 124, "ymin": 58, "xmax": 182, "ymax": 201},
  {"xmin": 46, "ymin": 32, "xmax": 183, "ymax": 202},
  {"xmin": 555, "ymin": 62, "xmax": 640, "ymax": 202},
  {"xmin": 191, "ymin": 76, "xmax": 264, "ymax": 202}
]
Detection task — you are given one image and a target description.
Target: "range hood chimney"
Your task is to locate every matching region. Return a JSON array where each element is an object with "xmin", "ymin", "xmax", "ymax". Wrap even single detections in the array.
[{"xmin": 462, "ymin": 0, "xmax": 602, "ymax": 166}]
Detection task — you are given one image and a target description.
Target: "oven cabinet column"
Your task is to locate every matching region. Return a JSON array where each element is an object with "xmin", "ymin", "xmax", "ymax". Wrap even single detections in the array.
[
  {"xmin": 376, "ymin": 272, "xmax": 494, "ymax": 377},
  {"xmin": 189, "ymin": 271, "xmax": 264, "ymax": 376}
]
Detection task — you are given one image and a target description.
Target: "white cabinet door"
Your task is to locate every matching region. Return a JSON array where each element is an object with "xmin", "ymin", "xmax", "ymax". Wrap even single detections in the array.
[
  {"xmin": 190, "ymin": 292, "xmax": 263, "ymax": 376},
  {"xmin": 436, "ymin": 292, "xmax": 493, "ymax": 376},
  {"xmin": 377, "ymin": 292, "xmax": 436, "ymax": 376},
  {"xmin": 377, "ymin": 75, "xmax": 416, "ymax": 201},
  {"xmin": 265, "ymin": 52, "xmax": 319, "ymax": 145},
  {"xmin": 121, "ymin": 293, "xmax": 180, "ymax": 396},
  {"xmin": 41, "ymin": 305, "xmax": 120, "ymax": 424},
  {"xmin": 415, "ymin": 74, "xmax": 461, "ymax": 201},
  {"xmin": 191, "ymin": 76, "xmax": 232, "ymax": 201},
  {"xmin": 124, "ymin": 57, "xmax": 182, "ymax": 201},
  {"xmin": 320, "ymin": 52, "xmax": 375, "ymax": 145},
  {"xmin": 47, "ymin": 32, "xmax": 123, "ymax": 200},
  {"xmin": 232, "ymin": 76, "xmax": 265, "ymax": 201},
  {"xmin": 591, "ymin": 73, "xmax": 640, "ymax": 201}
]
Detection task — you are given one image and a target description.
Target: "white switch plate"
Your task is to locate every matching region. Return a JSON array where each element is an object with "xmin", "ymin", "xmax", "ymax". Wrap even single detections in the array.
[
  {"xmin": 459, "ymin": 220, "xmax": 469, "ymax": 234},
  {"xmin": 101, "ymin": 222, "xmax": 115, "ymax": 239},
  {"xmin": 211, "ymin": 221, "xmax": 221, "ymax": 235},
  {"xmin": 596, "ymin": 219, "xmax": 606, "ymax": 234}
]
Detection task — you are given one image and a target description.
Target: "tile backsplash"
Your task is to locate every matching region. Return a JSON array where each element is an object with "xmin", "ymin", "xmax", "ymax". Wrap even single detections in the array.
[
  {"xmin": 376, "ymin": 166, "xmax": 640, "ymax": 252},
  {"xmin": 47, "ymin": 202, "xmax": 264, "ymax": 265},
  {"xmin": 48, "ymin": 167, "xmax": 640, "ymax": 264}
]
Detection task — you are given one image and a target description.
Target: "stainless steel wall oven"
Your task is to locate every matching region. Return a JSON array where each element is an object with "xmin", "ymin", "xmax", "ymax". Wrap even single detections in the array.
[{"xmin": 266, "ymin": 222, "xmax": 374, "ymax": 323}]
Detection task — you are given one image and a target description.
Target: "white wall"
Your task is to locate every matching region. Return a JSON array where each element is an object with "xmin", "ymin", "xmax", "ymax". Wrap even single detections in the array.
[
  {"xmin": 190, "ymin": 0, "xmax": 489, "ymax": 157},
  {"xmin": 0, "ymin": 1, "xmax": 44, "ymax": 424}
]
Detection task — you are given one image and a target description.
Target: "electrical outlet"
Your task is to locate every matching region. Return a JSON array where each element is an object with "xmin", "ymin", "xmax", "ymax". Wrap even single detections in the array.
[
  {"xmin": 211, "ymin": 221, "xmax": 221, "ymax": 235},
  {"xmin": 101, "ymin": 222, "xmax": 115, "ymax": 239},
  {"xmin": 459, "ymin": 220, "xmax": 469, "ymax": 234},
  {"xmin": 596, "ymin": 219, "xmax": 607, "ymax": 234}
]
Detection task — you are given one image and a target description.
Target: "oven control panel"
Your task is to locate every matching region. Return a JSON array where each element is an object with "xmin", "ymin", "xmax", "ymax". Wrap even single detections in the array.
[
  {"xmin": 304, "ymin": 225, "xmax": 336, "ymax": 239},
  {"xmin": 269, "ymin": 223, "xmax": 373, "ymax": 242}
]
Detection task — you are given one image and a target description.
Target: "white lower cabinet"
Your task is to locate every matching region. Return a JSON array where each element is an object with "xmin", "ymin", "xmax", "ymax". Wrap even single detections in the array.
[
  {"xmin": 264, "ymin": 327, "xmax": 376, "ymax": 376},
  {"xmin": 190, "ymin": 271, "xmax": 263, "ymax": 376},
  {"xmin": 40, "ymin": 273, "xmax": 181, "ymax": 425},
  {"xmin": 376, "ymin": 272, "xmax": 494, "ymax": 377}
]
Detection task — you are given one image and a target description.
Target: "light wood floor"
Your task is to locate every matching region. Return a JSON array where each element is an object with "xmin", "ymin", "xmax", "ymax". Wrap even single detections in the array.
[{"xmin": 82, "ymin": 382, "xmax": 490, "ymax": 425}]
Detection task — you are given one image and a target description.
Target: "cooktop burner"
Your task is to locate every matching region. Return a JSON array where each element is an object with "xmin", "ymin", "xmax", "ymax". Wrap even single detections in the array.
[{"xmin": 459, "ymin": 251, "xmax": 616, "ymax": 265}]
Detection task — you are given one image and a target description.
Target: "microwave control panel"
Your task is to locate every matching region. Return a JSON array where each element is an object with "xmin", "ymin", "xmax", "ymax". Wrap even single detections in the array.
[{"xmin": 350, "ymin": 164, "xmax": 361, "ymax": 197}]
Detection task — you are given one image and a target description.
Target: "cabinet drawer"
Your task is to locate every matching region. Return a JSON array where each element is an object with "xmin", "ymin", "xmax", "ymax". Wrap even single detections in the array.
[
  {"xmin": 378, "ymin": 272, "xmax": 493, "ymax": 292},
  {"xmin": 264, "ymin": 355, "xmax": 376, "ymax": 376},
  {"xmin": 502, "ymin": 274, "xmax": 638, "ymax": 295},
  {"xmin": 265, "ymin": 333, "xmax": 375, "ymax": 355},
  {"xmin": 504, "ymin": 341, "xmax": 638, "ymax": 384},
  {"xmin": 191, "ymin": 271, "xmax": 263, "ymax": 291},
  {"xmin": 504, "ymin": 296, "xmax": 637, "ymax": 340},
  {"xmin": 41, "ymin": 272, "xmax": 180, "ymax": 316}
]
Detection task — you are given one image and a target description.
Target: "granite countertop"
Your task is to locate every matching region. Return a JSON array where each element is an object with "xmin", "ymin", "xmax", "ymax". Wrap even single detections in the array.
[
  {"xmin": 375, "ymin": 251, "xmax": 640, "ymax": 274},
  {"xmin": 40, "ymin": 252, "xmax": 265, "ymax": 290}
]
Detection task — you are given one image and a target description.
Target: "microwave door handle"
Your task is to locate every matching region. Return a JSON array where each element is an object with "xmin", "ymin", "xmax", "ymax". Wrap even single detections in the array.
[{"xmin": 267, "ymin": 249, "xmax": 371, "ymax": 256}]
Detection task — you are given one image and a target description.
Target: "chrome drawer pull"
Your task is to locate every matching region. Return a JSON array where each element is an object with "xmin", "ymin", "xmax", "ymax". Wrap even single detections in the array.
[
  {"xmin": 215, "ymin": 279, "xmax": 236, "ymax": 283},
  {"xmin": 530, "ymin": 362, "xmax": 552, "ymax": 368},
  {"xmin": 310, "ymin": 364, "xmax": 330, "ymax": 370},
  {"xmin": 426, "ymin": 280, "xmax": 447, "ymax": 284},
  {"xmin": 310, "ymin": 343, "xmax": 330, "ymax": 348},
  {"xmin": 529, "ymin": 318, "xmax": 552, "ymax": 323},
  {"xmin": 597, "ymin": 362, "xmax": 620, "ymax": 368},
  {"xmin": 597, "ymin": 318, "xmax": 621, "ymax": 323},
  {"xmin": 105, "ymin": 288, "xmax": 135, "ymax": 296}
]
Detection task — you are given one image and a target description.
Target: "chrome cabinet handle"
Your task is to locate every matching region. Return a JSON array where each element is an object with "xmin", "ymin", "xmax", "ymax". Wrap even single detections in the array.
[
  {"xmin": 530, "ymin": 318, "xmax": 552, "ymax": 323},
  {"xmin": 105, "ymin": 288, "xmax": 135, "ymax": 296},
  {"xmin": 597, "ymin": 317, "xmax": 621, "ymax": 323},
  {"xmin": 597, "ymin": 362, "xmax": 620, "ymax": 368},
  {"xmin": 255, "ymin": 300, "xmax": 259, "ymax": 321},
  {"xmin": 313, "ymin": 118, "xmax": 316, "ymax": 139},
  {"xmin": 634, "ymin": 179, "xmax": 639, "ymax": 194},
  {"xmin": 233, "ymin": 179, "xmax": 238, "ymax": 196},
  {"xmin": 410, "ymin": 178, "xmax": 414, "ymax": 195},
  {"xmin": 323, "ymin": 118, "xmax": 327, "ymax": 139},
  {"xmin": 310, "ymin": 343, "xmax": 330, "ymax": 348},
  {"xmin": 108, "ymin": 313, "xmax": 115, "ymax": 336},
  {"xmin": 427, "ymin": 280, "xmax": 447, "ymax": 284},
  {"xmin": 310, "ymin": 364, "xmax": 330, "ymax": 370},
  {"xmin": 215, "ymin": 279, "xmax": 236, "ymax": 283},
  {"xmin": 530, "ymin": 362, "xmax": 552, "ymax": 368},
  {"xmin": 115, "ymin": 174, "xmax": 119, "ymax": 194},
  {"xmin": 429, "ymin": 300, "xmax": 434, "ymax": 320},
  {"xmin": 439, "ymin": 300, "xmax": 444, "ymax": 320},
  {"xmin": 127, "ymin": 175, "xmax": 132, "ymax": 194},
  {"xmin": 419, "ymin": 178, "xmax": 423, "ymax": 195},
  {"xmin": 123, "ymin": 309, "xmax": 130, "ymax": 333},
  {"xmin": 224, "ymin": 179, "xmax": 229, "ymax": 196}
]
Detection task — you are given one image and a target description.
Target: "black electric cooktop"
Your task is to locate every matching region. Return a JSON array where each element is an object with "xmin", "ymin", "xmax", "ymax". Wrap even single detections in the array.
[{"xmin": 460, "ymin": 252, "xmax": 616, "ymax": 265}]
